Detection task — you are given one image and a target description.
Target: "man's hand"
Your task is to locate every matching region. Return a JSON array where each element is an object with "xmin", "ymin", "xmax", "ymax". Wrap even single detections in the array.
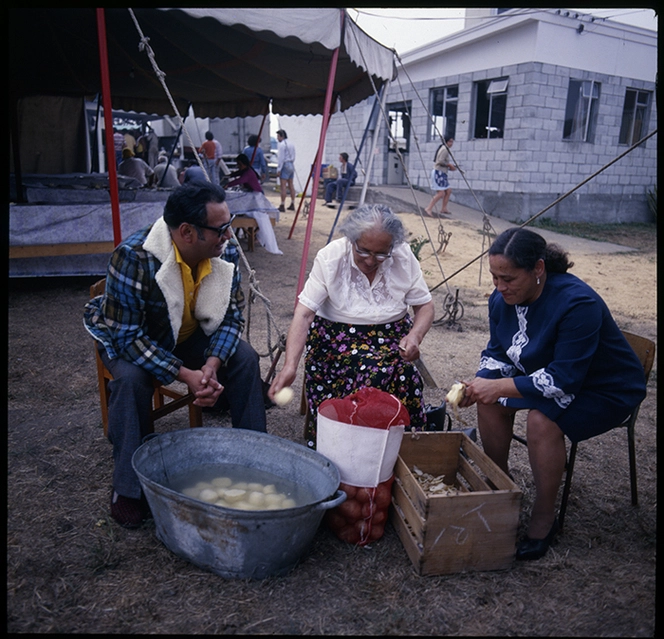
[{"xmin": 178, "ymin": 360, "xmax": 224, "ymax": 407}]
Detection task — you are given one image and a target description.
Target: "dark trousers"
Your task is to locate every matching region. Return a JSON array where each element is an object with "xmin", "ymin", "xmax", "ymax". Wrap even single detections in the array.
[
  {"xmin": 101, "ymin": 332, "xmax": 266, "ymax": 499},
  {"xmin": 325, "ymin": 177, "xmax": 351, "ymax": 203}
]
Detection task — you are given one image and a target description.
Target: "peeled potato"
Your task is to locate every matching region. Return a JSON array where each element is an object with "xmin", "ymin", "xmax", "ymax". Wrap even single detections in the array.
[
  {"xmin": 199, "ymin": 488, "xmax": 219, "ymax": 502},
  {"xmin": 274, "ymin": 387, "xmax": 294, "ymax": 406},
  {"xmin": 446, "ymin": 382, "xmax": 466, "ymax": 407}
]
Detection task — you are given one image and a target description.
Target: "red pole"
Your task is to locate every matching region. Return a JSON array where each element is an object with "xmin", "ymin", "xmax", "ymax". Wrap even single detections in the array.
[
  {"xmin": 294, "ymin": 10, "xmax": 345, "ymax": 303},
  {"xmin": 96, "ymin": 8, "xmax": 122, "ymax": 246}
]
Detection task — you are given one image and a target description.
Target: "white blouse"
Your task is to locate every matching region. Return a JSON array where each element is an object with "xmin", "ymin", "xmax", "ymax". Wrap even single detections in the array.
[{"xmin": 298, "ymin": 237, "xmax": 432, "ymax": 325}]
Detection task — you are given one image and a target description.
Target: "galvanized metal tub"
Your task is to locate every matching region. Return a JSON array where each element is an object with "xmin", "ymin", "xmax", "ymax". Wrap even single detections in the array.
[{"xmin": 132, "ymin": 427, "xmax": 345, "ymax": 579}]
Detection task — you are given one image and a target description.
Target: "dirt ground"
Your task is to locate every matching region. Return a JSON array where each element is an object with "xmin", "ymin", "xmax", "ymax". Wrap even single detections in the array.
[{"xmin": 7, "ymin": 187, "xmax": 657, "ymax": 636}]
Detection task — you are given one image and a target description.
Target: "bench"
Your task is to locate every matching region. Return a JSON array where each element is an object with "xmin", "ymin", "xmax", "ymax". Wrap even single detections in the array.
[{"xmin": 231, "ymin": 215, "xmax": 277, "ymax": 252}]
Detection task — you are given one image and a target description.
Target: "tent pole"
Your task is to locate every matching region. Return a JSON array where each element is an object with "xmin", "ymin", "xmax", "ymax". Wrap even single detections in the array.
[
  {"xmin": 360, "ymin": 80, "xmax": 390, "ymax": 207},
  {"xmin": 294, "ymin": 10, "xmax": 345, "ymax": 302},
  {"xmin": 96, "ymin": 8, "xmax": 122, "ymax": 246}
]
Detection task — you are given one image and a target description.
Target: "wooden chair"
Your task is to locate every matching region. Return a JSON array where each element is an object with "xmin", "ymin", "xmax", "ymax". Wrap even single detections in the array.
[
  {"xmin": 512, "ymin": 330, "xmax": 655, "ymax": 530},
  {"xmin": 90, "ymin": 279, "xmax": 203, "ymax": 437}
]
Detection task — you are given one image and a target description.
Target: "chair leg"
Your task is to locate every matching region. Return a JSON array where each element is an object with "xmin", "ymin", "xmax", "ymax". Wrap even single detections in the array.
[
  {"xmin": 627, "ymin": 421, "xmax": 639, "ymax": 506},
  {"xmin": 558, "ymin": 441, "xmax": 577, "ymax": 531}
]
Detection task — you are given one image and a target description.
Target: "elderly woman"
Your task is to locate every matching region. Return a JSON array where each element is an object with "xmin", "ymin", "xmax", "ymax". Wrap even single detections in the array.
[
  {"xmin": 269, "ymin": 204, "xmax": 435, "ymax": 448},
  {"xmin": 461, "ymin": 227, "xmax": 647, "ymax": 560}
]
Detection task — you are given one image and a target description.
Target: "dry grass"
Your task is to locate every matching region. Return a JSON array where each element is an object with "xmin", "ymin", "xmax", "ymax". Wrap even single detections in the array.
[{"xmin": 7, "ymin": 191, "xmax": 656, "ymax": 635}]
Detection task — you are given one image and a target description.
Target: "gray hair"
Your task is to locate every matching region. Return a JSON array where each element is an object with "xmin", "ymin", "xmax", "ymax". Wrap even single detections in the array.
[{"xmin": 337, "ymin": 203, "xmax": 406, "ymax": 244}]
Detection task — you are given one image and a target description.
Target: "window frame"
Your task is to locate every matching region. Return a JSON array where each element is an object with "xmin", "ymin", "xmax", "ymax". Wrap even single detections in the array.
[
  {"xmin": 472, "ymin": 77, "xmax": 509, "ymax": 140},
  {"xmin": 618, "ymin": 88, "xmax": 651, "ymax": 146},
  {"xmin": 429, "ymin": 85, "xmax": 458, "ymax": 141},
  {"xmin": 563, "ymin": 78, "xmax": 601, "ymax": 143}
]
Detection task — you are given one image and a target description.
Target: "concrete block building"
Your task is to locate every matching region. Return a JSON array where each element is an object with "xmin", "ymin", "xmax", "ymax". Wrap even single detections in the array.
[{"xmin": 324, "ymin": 8, "xmax": 657, "ymax": 223}]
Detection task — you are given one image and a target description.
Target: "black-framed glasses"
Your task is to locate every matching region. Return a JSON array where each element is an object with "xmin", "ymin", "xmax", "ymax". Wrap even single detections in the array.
[
  {"xmin": 353, "ymin": 241, "xmax": 393, "ymax": 262},
  {"xmin": 195, "ymin": 215, "xmax": 236, "ymax": 237}
]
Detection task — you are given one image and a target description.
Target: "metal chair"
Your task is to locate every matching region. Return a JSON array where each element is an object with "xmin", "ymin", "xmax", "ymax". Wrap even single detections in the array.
[
  {"xmin": 90, "ymin": 278, "xmax": 203, "ymax": 437},
  {"xmin": 513, "ymin": 330, "xmax": 655, "ymax": 530}
]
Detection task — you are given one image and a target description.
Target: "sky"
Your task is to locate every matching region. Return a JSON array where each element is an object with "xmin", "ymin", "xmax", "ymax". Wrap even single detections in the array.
[{"xmin": 349, "ymin": 8, "xmax": 658, "ymax": 54}]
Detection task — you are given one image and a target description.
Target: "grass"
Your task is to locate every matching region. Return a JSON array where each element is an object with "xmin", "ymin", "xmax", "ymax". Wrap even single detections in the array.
[{"xmin": 528, "ymin": 219, "xmax": 657, "ymax": 251}]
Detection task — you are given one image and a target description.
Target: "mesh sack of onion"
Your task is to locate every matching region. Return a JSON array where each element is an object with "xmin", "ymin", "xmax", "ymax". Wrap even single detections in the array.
[{"xmin": 316, "ymin": 387, "xmax": 409, "ymax": 545}]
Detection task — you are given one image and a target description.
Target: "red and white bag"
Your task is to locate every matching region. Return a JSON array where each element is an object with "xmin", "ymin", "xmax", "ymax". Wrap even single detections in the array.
[{"xmin": 316, "ymin": 387, "xmax": 409, "ymax": 545}]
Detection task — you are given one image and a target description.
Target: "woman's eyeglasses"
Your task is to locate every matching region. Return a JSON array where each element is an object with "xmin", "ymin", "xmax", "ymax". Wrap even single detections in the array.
[
  {"xmin": 195, "ymin": 215, "xmax": 236, "ymax": 237},
  {"xmin": 353, "ymin": 241, "xmax": 392, "ymax": 262}
]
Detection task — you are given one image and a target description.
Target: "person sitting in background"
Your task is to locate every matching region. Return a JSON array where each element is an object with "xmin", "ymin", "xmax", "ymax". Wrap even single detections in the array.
[
  {"xmin": 117, "ymin": 148, "xmax": 154, "ymax": 187},
  {"xmin": 324, "ymin": 152, "xmax": 357, "ymax": 205},
  {"xmin": 225, "ymin": 154, "xmax": 263, "ymax": 193},
  {"xmin": 152, "ymin": 153, "xmax": 179, "ymax": 188},
  {"xmin": 183, "ymin": 164, "xmax": 210, "ymax": 187},
  {"xmin": 269, "ymin": 203, "xmax": 435, "ymax": 449},
  {"xmin": 242, "ymin": 134, "xmax": 268, "ymax": 183},
  {"xmin": 84, "ymin": 183, "xmax": 266, "ymax": 528},
  {"xmin": 459, "ymin": 227, "xmax": 647, "ymax": 561}
]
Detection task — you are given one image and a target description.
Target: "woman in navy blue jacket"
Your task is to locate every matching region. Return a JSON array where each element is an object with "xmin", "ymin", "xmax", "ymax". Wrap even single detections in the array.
[{"xmin": 462, "ymin": 227, "xmax": 646, "ymax": 560}]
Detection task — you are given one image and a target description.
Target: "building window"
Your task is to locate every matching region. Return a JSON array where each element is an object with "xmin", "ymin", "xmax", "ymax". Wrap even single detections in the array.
[
  {"xmin": 563, "ymin": 79, "xmax": 601, "ymax": 142},
  {"xmin": 429, "ymin": 85, "xmax": 458, "ymax": 141},
  {"xmin": 473, "ymin": 77, "xmax": 508, "ymax": 139},
  {"xmin": 619, "ymin": 89, "xmax": 651, "ymax": 145}
]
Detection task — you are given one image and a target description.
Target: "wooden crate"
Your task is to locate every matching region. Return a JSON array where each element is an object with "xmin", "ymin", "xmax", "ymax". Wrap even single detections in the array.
[{"xmin": 391, "ymin": 431, "xmax": 522, "ymax": 575}]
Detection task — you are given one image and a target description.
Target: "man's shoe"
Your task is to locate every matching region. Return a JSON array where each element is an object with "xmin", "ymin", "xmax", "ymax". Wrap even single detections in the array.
[
  {"xmin": 287, "ymin": 202, "xmax": 295, "ymax": 211},
  {"xmin": 278, "ymin": 204, "xmax": 285, "ymax": 212},
  {"xmin": 110, "ymin": 490, "xmax": 150, "ymax": 529}
]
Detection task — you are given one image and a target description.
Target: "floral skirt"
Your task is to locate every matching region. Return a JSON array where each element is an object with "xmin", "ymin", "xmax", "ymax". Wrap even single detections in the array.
[{"xmin": 303, "ymin": 315, "xmax": 425, "ymax": 448}]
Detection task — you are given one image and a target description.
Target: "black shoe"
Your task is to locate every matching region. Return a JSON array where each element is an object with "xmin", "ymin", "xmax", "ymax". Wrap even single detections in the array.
[
  {"xmin": 110, "ymin": 490, "xmax": 151, "ymax": 528},
  {"xmin": 278, "ymin": 204, "xmax": 285, "ymax": 212},
  {"xmin": 516, "ymin": 518, "xmax": 560, "ymax": 561},
  {"xmin": 287, "ymin": 202, "xmax": 295, "ymax": 211}
]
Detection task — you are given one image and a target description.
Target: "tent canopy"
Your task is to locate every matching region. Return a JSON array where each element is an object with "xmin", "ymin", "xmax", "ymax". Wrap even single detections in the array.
[{"xmin": 9, "ymin": 7, "xmax": 396, "ymax": 118}]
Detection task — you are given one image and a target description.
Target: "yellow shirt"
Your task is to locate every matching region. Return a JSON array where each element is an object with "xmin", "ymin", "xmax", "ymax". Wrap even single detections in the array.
[{"xmin": 173, "ymin": 242, "xmax": 212, "ymax": 343}]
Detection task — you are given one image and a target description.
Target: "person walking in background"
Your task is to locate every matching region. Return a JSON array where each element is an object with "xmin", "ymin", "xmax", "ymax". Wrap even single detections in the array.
[
  {"xmin": 324, "ymin": 152, "xmax": 357, "ymax": 205},
  {"xmin": 276, "ymin": 129, "xmax": 296, "ymax": 212},
  {"xmin": 243, "ymin": 134, "xmax": 268, "ymax": 183},
  {"xmin": 423, "ymin": 137, "xmax": 456, "ymax": 218},
  {"xmin": 199, "ymin": 131, "xmax": 223, "ymax": 185}
]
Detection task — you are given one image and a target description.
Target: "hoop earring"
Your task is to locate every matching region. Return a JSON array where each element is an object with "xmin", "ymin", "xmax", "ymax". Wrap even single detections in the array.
[{"xmin": 537, "ymin": 277, "xmax": 541, "ymax": 285}]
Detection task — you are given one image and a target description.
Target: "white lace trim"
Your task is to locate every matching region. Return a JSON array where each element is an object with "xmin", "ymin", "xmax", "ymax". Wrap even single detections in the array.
[
  {"xmin": 506, "ymin": 305, "xmax": 528, "ymax": 374},
  {"xmin": 531, "ymin": 368, "xmax": 575, "ymax": 408},
  {"xmin": 337, "ymin": 256, "xmax": 404, "ymax": 320},
  {"xmin": 479, "ymin": 355, "xmax": 516, "ymax": 378}
]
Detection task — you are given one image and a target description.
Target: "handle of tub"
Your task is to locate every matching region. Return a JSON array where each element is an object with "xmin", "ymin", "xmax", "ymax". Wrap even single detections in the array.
[{"xmin": 315, "ymin": 489, "xmax": 347, "ymax": 511}]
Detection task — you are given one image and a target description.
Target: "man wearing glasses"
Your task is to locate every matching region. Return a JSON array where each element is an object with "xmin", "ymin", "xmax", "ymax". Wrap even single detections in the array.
[{"xmin": 85, "ymin": 183, "xmax": 266, "ymax": 528}]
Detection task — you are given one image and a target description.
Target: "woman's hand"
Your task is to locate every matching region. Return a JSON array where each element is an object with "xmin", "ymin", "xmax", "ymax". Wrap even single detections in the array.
[
  {"xmin": 397, "ymin": 336, "xmax": 420, "ymax": 362},
  {"xmin": 268, "ymin": 365, "xmax": 298, "ymax": 402},
  {"xmin": 463, "ymin": 376, "xmax": 519, "ymax": 406}
]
